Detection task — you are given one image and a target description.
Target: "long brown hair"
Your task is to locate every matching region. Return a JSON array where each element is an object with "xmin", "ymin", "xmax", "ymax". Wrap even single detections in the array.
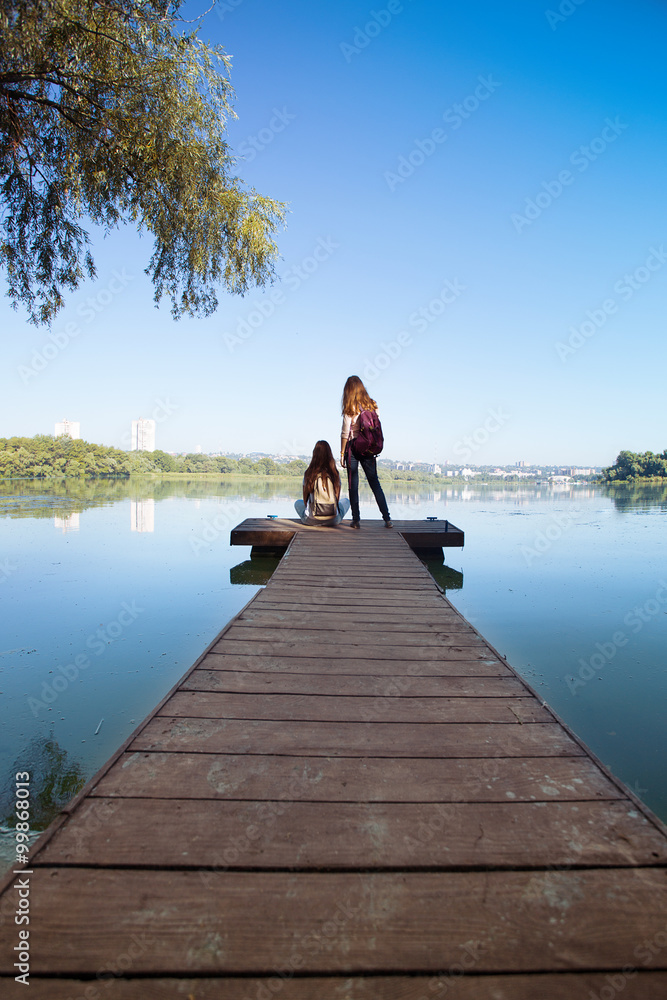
[
  {"xmin": 341, "ymin": 375, "xmax": 378, "ymax": 417},
  {"xmin": 303, "ymin": 440, "xmax": 341, "ymax": 503}
]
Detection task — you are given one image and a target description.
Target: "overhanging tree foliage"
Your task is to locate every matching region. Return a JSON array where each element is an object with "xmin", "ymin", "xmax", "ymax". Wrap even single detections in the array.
[{"xmin": 0, "ymin": 0, "xmax": 286, "ymax": 324}]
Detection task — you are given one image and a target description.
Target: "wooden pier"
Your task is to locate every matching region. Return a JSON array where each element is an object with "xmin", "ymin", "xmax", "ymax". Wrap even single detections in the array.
[{"xmin": 2, "ymin": 519, "xmax": 667, "ymax": 998}]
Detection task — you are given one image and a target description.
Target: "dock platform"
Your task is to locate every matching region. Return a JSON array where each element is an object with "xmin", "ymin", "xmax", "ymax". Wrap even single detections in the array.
[
  {"xmin": 1, "ymin": 520, "xmax": 667, "ymax": 998},
  {"xmin": 230, "ymin": 515, "xmax": 465, "ymax": 555}
]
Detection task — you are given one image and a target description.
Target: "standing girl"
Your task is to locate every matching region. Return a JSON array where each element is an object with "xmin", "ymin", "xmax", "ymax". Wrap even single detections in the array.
[
  {"xmin": 295, "ymin": 440, "xmax": 350, "ymax": 526},
  {"xmin": 340, "ymin": 375, "xmax": 392, "ymax": 528}
]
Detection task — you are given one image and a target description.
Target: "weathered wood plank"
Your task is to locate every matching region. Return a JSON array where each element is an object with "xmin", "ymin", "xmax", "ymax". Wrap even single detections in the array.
[
  {"xmin": 251, "ymin": 588, "xmax": 447, "ymax": 606},
  {"xmin": 131, "ymin": 718, "xmax": 584, "ymax": 757},
  {"xmin": 93, "ymin": 752, "xmax": 619, "ymax": 803},
  {"xmin": 16, "ymin": 974, "xmax": 667, "ymax": 1000},
  {"xmin": 212, "ymin": 641, "xmax": 491, "ymax": 660},
  {"xmin": 223, "ymin": 625, "xmax": 484, "ymax": 648},
  {"xmin": 249, "ymin": 602, "xmax": 465, "ymax": 622},
  {"xmin": 202, "ymin": 652, "xmax": 509, "ymax": 675},
  {"xmin": 7, "ymin": 869, "xmax": 666, "ymax": 974},
  {"xmin": 38, "ymin": 798, "xmax": 667, "ymax": 869},
  {"xmin": 162, "ymin": 691, "xmax": 548, "ymax": 724},
  {"xmin": 275, "ymin": 557, "xmax": 428, "ymax": 566},
  {"xmin": 237, "ymin": 611, "xmax": 471, "ymax": 632},
  {"xmin": 181, "ymin": 669, "xmax": 527, "ymax": 698},
  {"xmin": 273, "ymin": 570, "xmax": 437, "ymax": 582}
]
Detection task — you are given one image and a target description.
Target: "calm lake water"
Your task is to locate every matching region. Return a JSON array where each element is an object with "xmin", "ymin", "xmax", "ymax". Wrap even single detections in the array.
[{"xmin": 1, "ymin": 478, "xmax": 666, "ymax": 869}]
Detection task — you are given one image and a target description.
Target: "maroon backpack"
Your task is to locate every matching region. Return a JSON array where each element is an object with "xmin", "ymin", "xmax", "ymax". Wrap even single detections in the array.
[{"xmin": 351, "ymin": 409, "xmax": 384, "ymax": 459}]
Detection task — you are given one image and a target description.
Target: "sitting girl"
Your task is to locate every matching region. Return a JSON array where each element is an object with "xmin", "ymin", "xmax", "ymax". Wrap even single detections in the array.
[{"xmin": 295, "ymin": 440, "xmax": 351, "ymax": 526}]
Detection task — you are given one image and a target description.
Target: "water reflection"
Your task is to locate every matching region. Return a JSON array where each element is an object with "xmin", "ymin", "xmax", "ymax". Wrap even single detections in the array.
[
  {"xmin": 230, "ymin": 554, "xmax": 281, "ymax": 586},
  {"xmin": 54, "ymin": 512, "xmax": 79, "ymax": 533},
  {"xmin": 0, "ymin": 735, "xmax": 86, "ymax": 866},
  {"xmin": 419, "ymin": 558, "xmax": 464, "ymax": 592},
  {"xmin": 5, "ymin": 479, "xmax": 666, "ymax": 529},
  {"xmin": 603, "ymin": 483, "xmax": 667, "ymax": 513},
  {"xmin": 130, "ymin": 499, "xmax": 155, "ymax": 533}
]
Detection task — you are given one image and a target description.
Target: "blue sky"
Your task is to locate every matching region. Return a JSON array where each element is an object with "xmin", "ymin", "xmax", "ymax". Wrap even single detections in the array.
[{"xmin": 2, "ymin": 0, "xmax": 666, "ymax": 465}]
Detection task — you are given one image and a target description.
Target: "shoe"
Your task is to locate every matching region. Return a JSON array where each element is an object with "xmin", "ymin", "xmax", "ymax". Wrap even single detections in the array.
[
  {"xmin": 351, "ymin": 520, "xmax": 361, "ymax": 529},
  {"xmin": 384, "ymin": 519, "xmax": 393, "ymax": 528}
]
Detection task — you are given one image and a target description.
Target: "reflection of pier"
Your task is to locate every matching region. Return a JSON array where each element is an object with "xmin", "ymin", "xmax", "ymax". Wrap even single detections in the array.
[
  {"xmin": 130, "ymin": 498, "xmax": 154, "ymax": 533},
  {"xmin": 2, "ymin": 521, "xmax": 667, "ymax": 995},
  {"xmin": 230, "ymin": 553, "xmax": 281, "ymax": 586}
]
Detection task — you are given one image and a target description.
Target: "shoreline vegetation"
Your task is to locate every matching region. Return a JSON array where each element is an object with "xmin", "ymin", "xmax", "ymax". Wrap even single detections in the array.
[
  {"xmin": 2, "ymin": 436, "xmax": 664, "ymax": 486},
  {"xmin": 600, "ymin": 449, "xmax": 667, "ymax": 483}
]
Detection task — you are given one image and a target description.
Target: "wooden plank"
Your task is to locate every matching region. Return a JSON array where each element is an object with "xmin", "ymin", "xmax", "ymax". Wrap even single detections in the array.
[
  {"xmin": 202, "ymin": 652, "xmax": 512, "ymax": 675},
  {"xmin": 38, "ymin": 798, "xmax": 667, "ymax": 870},
  {"xmin": 15, "ymin": 974, "xmax": 667, "ymax": 1000},
  {"xmin": 250, "ymin": 602, "xmax": 465, "ymax": 622},
  {"xmin": 237, "ymin": 611, "xmax": 471, "ymax": 631},
  {"xmin": 222, "ymin": 625, "xmax": 486, "ymax": 649},
  {"xmin": 257, "ymin": 557, "xmax": 439, "ymax": 570},
  {"xmin": 8, "ymin": 869, "xmax": 666, "ymax": 974},
  {"xmin": 93, "ymin": 752, "xmax": 618, "ymax": 803},
  {"xmin": 162, "ymin": 691, "xmax": 549, "ymax": 724},
  {"xmin": 181, "ymin": 668, "xmax": 527, "ymax": 698},
  {"xmin": 131, "ymin": 718, "xmax": 584, "ymax": 757},
  {"xmin": 251, "ymin": 588, "xmax": 447, "ymax": 606},
  {"xmin": 213, "ymin": 640, "xmax": 490, "ymax": 660},
  {"xmin": 279, "ymin": 555, "xmax": 423, "ymax": 565},
  {"xmin": 271, "ymin": 573, "xmax": 437, "ymax": 586}
]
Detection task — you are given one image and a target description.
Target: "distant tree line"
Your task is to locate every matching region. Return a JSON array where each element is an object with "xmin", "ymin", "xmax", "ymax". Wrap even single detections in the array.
[
  {"xmin": 602, "ymin": 449, "xmax": 667, "ymax": 482},
  {"xmin": 0, "ymin": 436, "xmax": 308, "ymax": 479}
]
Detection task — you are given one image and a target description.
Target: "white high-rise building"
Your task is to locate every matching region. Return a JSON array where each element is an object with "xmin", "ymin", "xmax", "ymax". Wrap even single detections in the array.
[
  {"xmin": 55, "ymin": 419, "xmax": 80, "ymax": 439},
  {"xmin": 130, "ymin": 418, "xmax": 156, "ymax": 451}
]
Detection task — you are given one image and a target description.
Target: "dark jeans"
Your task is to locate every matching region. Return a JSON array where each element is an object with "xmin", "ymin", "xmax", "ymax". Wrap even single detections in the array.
[{"xmin": 346, "ymin": 451, "xmax": 390, "ymax": 522}]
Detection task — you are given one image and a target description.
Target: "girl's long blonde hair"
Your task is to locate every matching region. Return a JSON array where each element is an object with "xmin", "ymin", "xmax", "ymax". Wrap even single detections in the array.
[
  {"xmin": 341, "ymin": 375, "xmax": 378, "ymax": 417},
  {"xmin": 303, "ymin": 440, "xmax": 341, "ymax": 503}
]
